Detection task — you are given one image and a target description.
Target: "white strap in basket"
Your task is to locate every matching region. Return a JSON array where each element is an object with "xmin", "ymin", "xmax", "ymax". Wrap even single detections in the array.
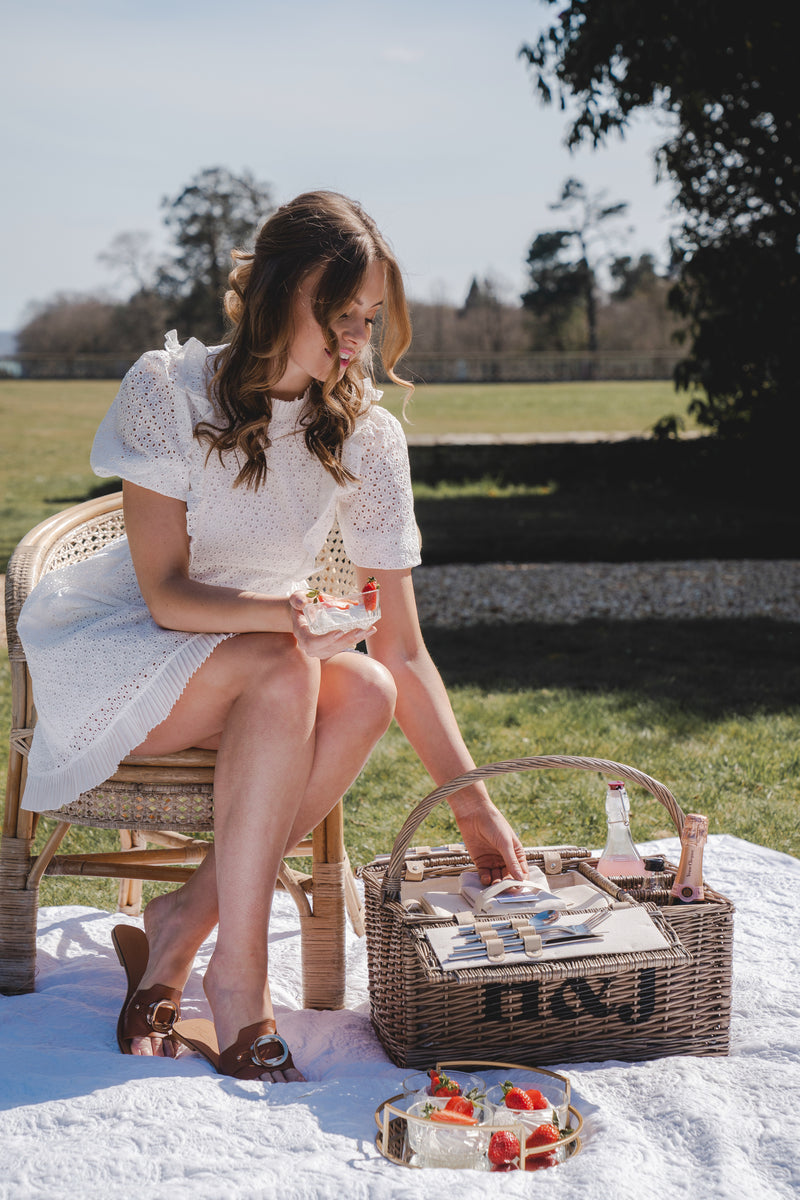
[{"xmin": 464, "ymin": 874, "xmax": 565, "ymax": 916}]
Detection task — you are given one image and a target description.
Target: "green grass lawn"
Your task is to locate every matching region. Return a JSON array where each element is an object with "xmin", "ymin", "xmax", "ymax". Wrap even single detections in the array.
[
  {"xmin": 1, "ymin": 378, "xmax": 695, "ymax": 570},
  {"xmin": 1, "ymin": 377, "xmax": 796, "ymax": 913},
  {"xmin": 3, "ymin": 616, "xmax": 797, "ymax": 911},
  {"xmin": 381, "ymin": 380, "xmax": 697, "ymax": 437}
]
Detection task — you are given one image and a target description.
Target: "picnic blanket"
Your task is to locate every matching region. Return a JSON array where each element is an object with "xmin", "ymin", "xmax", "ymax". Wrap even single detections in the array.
[{"xmin": 1, "ymin": 835, "xmax": 798, "ymax": 1199}]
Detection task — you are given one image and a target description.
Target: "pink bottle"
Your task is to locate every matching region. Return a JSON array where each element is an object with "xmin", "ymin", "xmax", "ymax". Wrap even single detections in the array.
[{"xmin": 596, "ymin": 781, "xmax": 647, "ymax": 879}]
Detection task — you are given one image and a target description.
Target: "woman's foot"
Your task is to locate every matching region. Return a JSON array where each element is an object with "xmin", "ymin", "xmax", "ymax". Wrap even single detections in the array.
[
  {"xmin": 112, "ymin": 924, "xmax": 183, "ymax": 1057},
  {"xmin": 124, "ymin": 891, "xmax": 206, "ymax": 1056},
  {"xmin": 202, "ymin": 950, "xmax": 304, "ymax": 1082}
]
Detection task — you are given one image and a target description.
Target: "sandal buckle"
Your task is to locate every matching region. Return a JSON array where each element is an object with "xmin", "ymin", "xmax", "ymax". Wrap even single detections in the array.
[
  {"xmin": 146, "ymin": 998, "xmax": 179, "ymax": 1034},
  {"xmin": 251, "ymin": 1033, "xmax": 290, "ymax": 1069}
]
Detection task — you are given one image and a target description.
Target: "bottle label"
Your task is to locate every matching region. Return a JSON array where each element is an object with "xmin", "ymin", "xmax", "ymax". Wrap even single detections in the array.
[{"xmin": 669, "ymin": 813, "xmax": 708, "ymax": 903}]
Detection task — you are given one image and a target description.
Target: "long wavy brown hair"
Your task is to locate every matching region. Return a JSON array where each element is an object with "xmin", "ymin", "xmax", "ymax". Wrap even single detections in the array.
[{"xmin": 195, "ymin": 191, "xmax": 413, "ymax": 489}]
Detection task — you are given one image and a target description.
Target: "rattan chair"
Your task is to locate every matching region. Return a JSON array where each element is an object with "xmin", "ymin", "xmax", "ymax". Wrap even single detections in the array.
[{"xmin": 1, "ymin": 491, "xmax": 365, "ymax": 1008}]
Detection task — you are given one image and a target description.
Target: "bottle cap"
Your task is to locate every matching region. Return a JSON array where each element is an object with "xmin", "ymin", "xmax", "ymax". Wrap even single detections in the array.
[
  {"xmin": 608, "ymin": 781, "xmax": 624, "ymax": 789},
  {"xmin": 644, "ymin": 856, "xmax": 666, "ymax": 872}
]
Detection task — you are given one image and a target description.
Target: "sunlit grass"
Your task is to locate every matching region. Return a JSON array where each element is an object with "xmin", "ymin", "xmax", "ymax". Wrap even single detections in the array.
[
  {"xmin": 380, "ymin": 380, "xmax": 698, "ymax": 437},
  {"xmin": 3, "ymin": 618, "xmax": 797, "ymax": 911}
]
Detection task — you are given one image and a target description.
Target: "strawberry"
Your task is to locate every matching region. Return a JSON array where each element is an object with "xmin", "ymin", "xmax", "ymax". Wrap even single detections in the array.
[
  {"xmin": 361, "ymin": 576, "xmax": 379, "ymax": 612},
  {"xmin": 501, "ymin": 1081, "xmax": 536, "ymax": 1111},
  {"xmin": 488, "ymin": 1130, "xmax": 520, "ymax": 1166},
  {"xmin": 525, "ymin": 1151, "xmax": 558, "ymax": 1172},
  {"xmin": 525, "ymin": 1088, "xmax": 549, "ymax": 1110},
  {"xmin": 305, "ymin": 587, "xmax": 322, "ymax": 603},
  {"xmin": 443, "ymin": 1095, "xmax": 474, "ymax": 1117},
  {"xmin": 526, "ymin": 1123, "xmax": 561, "ymax": 1148},
  {"xmin": 427, "ymin": 1068, "xmax": 460, "ymax": 1097},
  {"xmin": 433, "ymin": 1082, "xmax": 459, "ymax": 1096},
  {"xmin": 429, "ymin": 1109, "xmax": 477, "ymax": 1126}
]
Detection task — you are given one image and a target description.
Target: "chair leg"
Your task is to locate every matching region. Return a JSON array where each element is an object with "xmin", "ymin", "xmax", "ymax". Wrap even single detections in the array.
[
  {"xmin": 300, "ymin": 803, "xmax": 347, "ymax": 1011},
  {"xmin": 0, "ymin": 834, "xmax": 39, "ymax": 995},
  {"xmin": 343, "ymin": 851, "xmax": 366, "ymax": 938},
  {"xmin": 117, "ymin": 830, "xmax": 147, "ymax": 915}
]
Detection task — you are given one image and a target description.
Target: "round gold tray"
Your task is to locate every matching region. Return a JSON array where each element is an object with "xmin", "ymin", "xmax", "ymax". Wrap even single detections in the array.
[{"xmin": 374, "ymin": 1060, "xmax": 584, "ymax": 1171}]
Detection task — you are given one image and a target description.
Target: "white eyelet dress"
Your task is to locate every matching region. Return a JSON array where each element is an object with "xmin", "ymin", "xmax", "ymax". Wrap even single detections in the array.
[{"xmin": 17, "ymin": 331, "xmax": 421, "ymax": 813}]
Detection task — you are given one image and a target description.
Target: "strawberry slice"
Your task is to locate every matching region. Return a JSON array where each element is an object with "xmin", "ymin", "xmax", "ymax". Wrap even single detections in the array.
[
  {"xmin": 361, "ymin": 576, "xmax": 379, "ymax": 612},
  {"xmin": 429, "ymin": 1109, "xmax": 478, "ymax": 1125}
]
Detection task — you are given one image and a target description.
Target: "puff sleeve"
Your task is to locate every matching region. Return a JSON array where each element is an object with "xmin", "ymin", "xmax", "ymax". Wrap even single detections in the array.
[
  {"xmin": 336, "ymin": 403, "xmax": 422, "ymax": 570},
  {"xmin": 90, "ymin": 345, "xmax": 195, "ymax": 501}
]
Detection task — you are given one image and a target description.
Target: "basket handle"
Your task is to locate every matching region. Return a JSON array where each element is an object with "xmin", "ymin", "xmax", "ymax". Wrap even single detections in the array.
[{"xmin": 382, "ymin": 754, "xmax": 685, "ymax": 901}]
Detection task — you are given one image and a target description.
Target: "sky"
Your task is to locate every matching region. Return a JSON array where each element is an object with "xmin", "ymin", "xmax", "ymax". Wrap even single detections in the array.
[{"xmin": 0, "ymin": 0, "xmax": 679, "ymax": 334}]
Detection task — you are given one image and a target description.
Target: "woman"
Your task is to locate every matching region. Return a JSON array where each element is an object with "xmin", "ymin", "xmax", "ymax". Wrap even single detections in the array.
[{"xmin": 18, "ymin": 191, "xmax": 527, "ymax": 1082}]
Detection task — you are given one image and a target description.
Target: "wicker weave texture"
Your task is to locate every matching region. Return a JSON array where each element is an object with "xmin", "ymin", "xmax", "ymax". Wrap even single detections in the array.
[{"xmin": 363, "ymin": 756, "xmax": 734, "ymax": 1066}]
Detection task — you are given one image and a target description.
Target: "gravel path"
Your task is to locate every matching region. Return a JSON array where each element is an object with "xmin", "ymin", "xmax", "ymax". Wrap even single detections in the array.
[
  {"xmin": 412, "ymin": 560, "xmax": 800, "ymax": 626},
  {"xmin": 4, "ymin": 560, "xmax": 797, "ymax": 648}
]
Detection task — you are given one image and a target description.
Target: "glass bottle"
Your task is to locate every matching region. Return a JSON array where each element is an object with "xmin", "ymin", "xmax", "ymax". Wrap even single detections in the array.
[
  {"xmin": 669, "ymin": 813, "xmax": 708, "ymax": 903},
  {"xmin": 596, "ymin": 781, "xmax": 647, "ymax": 878}
]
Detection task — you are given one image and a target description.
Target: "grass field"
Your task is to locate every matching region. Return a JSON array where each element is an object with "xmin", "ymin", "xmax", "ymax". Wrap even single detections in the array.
[
  {"xmin": 1, "ymin": 378, "xmax": 695, "ymax": 570},
  {"xmin": 1, "ymin": 376, "xmax": 796, "ymax": 911},
  {"xmin": 7, "ymin": 616, "xmax": 798, "ymax": 911},
  {"xmin": 380, "ymin": 379, "xmax": 699, "ymax": 437}
]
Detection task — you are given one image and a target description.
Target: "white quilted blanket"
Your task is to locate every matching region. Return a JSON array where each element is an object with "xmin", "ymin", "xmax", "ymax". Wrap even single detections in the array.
[{"xmin": 1, "ymin": 835, "xmax": 798, "ymax": 1200}]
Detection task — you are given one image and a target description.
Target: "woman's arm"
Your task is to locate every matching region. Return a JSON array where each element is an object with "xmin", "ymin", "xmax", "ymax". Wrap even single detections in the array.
[
  {"xmin": 358, "ymin": 565, "xmax": 527, "ymax": 883},
  {"xmin": 124, "ymin": 481, "xmax": 365, "ymax": 669},
  {"xmin": 123, "ymin": 481, "xmax": 296, "ymax": 634}
]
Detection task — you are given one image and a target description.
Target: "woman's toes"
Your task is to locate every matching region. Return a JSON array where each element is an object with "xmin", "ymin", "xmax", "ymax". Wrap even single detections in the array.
[
  {"xmin": 261, "ymin": 1067, "xmax": 305, "ymax": 1083},
  {"xmin": 130, "ymin": 1034, "xmax": 172, "ymax": 1057}
]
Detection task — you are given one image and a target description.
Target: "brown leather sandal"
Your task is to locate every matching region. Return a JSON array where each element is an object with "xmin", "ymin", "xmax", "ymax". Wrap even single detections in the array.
[
  {"xmin": 172, "ymin": 1017, "xmax": 298, "ymax": 1080},
  {"xmin": 111, "ymin": 924, "xmax": 182, "ymax": 1055}
]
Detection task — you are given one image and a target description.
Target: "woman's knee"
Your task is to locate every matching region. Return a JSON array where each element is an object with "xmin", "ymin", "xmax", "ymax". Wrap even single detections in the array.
[{"xmin": 321, "ymin": 652, "xmax": 397, "ymax": 731}]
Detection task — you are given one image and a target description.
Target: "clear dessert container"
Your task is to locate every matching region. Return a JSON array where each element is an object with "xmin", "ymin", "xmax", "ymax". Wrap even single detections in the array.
[
  {"xmin": 405, "ymin": 1099, "xmax": 493, "ymax": 1169},
  {"xmin": 304, "ymin": 587, "xmax": 380, "ymax": 636},
  {"xmin": 484, "ymin": 1069, "xmax": 569, "ymax": 1130}
]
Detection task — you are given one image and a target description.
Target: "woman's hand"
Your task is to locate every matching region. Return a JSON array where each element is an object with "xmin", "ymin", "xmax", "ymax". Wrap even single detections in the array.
[
  {"xmin": 451, "ymin": 798, "xmax": 529, "ymax": 886},
  {"xmin": 289, "ymin": 591, "xmax": 377, "ymax": 661}
]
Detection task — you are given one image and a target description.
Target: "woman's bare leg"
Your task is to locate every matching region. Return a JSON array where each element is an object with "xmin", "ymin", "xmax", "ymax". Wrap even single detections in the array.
[{"xmin": 127, "ymin": 633, "xmax": 396, "ymax": 1073}]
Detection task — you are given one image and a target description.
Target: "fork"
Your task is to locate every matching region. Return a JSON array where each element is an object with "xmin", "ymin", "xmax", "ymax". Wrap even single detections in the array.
[{"xmin": 556, "ymin": 909, "xmax": 612, "ymax": 937}]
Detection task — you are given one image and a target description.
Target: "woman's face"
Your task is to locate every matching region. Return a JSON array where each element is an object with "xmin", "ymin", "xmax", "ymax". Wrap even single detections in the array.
[{"xmin": 273, "ymin": 259, "xmax": 385, "ymax": 401}]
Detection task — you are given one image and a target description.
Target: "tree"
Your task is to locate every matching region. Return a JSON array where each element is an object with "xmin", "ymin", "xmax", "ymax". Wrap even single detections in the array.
[
  {"xmin": 520, "ymin": 1, "xmax": 800, "ymax": 441},
  {"xmin": 17, "ymin": 290, "xmax": 167, "ymax": 360},
  {"xmin": 157, "ymin": 166, "xmax": 274, "ymax": 343},
  {"xmin": 17, "ymin": 293, "xmax": 116, "ymax": 356},
  {"xmin": 522, "ymin": 178, "xmax": 628, "ymax": 351},
  {"xmin": 458, "ymin": 274, "xmax": 522, "ymax": 359},
  {"xmin": 609, "ymin": 253, "xmax": 660, "ymax": 303},
  {"xmin": 97, "ymin": 231, "xmax": 159, "ymax": 294}
]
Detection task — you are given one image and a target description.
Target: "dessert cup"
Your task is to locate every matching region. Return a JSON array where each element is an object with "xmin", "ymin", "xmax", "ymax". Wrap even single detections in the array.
[
  {"xmin": 406, "ymin": 1099, "xmax": 493, "ymax": 1169},
  {"xmin": 304, "ymin": 588, "xmax": 380, "ymax": 636},
  {"xmin": 485, "ymin": 1071, "xmax": 569, "ymax": 1130}
]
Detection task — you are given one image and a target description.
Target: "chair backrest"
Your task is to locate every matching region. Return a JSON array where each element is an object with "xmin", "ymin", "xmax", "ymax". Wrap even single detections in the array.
[{"xmin": 4, "ymin": 491, "xmax": 357, "ymax": 663}]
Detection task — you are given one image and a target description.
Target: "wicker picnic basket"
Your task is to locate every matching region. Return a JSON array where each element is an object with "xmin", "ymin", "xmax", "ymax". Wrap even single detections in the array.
[{"xmin": 361, "ymin": 755, "xmax": 734, "ymax": 1068}]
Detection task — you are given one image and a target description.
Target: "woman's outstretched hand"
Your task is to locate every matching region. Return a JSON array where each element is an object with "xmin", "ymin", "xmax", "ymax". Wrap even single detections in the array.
[{"xmin": 453, "ymin": 799, "xmax": 529, "ymax": 886}]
